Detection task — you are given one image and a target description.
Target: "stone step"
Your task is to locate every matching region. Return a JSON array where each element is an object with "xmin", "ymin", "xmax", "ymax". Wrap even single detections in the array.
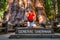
[{"xmin": 9, "ymin": 34, "xmax": 60, "ymax": 39}]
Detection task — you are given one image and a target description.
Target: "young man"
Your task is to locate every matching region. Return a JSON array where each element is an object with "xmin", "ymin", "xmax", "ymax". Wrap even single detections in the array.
[{"xmin": 26, "ymin": 10, "xmax": 36, "ymax": 27}]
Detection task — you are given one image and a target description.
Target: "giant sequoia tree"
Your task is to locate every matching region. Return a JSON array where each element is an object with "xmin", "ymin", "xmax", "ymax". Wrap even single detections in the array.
[{"xmin": 3, "ymin": 0, "xmax": 47, "ymax": 23}]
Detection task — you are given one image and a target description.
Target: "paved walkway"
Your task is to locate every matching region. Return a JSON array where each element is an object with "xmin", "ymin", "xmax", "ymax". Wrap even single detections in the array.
[{"xmin": 0, "ymin": 33, "xmax": 60, "ymax": 40}]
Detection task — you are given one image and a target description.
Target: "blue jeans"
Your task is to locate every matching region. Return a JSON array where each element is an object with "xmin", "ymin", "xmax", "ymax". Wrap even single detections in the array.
[{"xmin": 27, "ymin": 21, "xmax": 34, "ymax": 27}]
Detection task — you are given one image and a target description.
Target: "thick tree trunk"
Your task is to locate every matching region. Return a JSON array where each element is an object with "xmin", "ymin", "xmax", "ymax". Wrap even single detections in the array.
[
  {"xmin": 54, "ymin": 0, "xmax": 58, "ymax": 15},
  {"xmin": 53, "ymin": 0, "xmax": 58, "ymax": 21},
  {"xmin": 4, "ymin": 0, "xmax": 47, "ymax": 23},
  {"xmin": 34, "ymin": 0, "xmax": 47, "ymax": 23}
]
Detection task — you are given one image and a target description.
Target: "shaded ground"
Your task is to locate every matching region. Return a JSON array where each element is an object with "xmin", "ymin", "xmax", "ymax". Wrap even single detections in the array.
[{"xmin": 0, "ymin": 32, "xmax": 60, "ymax": 40}]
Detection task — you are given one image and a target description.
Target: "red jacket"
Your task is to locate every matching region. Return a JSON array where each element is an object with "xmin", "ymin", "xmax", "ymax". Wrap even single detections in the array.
[{"xmin": 28, "ymin": 12, "xmax": 34, "ymax": 21}]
